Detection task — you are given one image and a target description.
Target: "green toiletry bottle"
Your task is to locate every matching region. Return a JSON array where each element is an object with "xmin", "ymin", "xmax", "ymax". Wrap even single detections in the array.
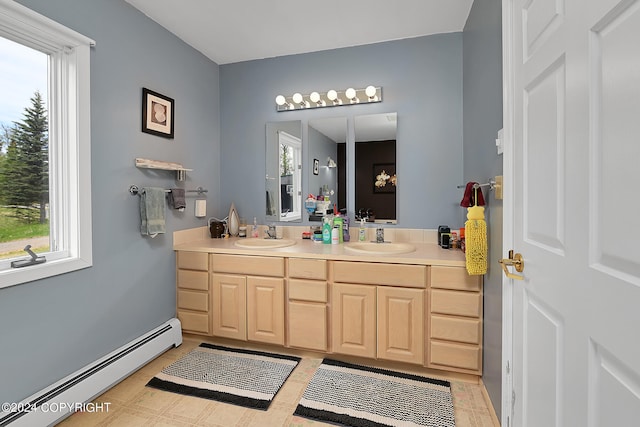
[{"xmin": 322, "ymin": 215, "xmax": 332, "ymax": 244}]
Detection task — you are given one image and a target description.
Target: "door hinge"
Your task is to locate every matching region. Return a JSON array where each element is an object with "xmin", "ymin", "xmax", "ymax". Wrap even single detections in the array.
[{"xmin": 506, "ymin": 360, "xmax": 510, "ymax": 374}]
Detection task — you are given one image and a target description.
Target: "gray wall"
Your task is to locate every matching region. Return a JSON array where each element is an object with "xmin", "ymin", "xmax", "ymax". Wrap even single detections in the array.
[
  {"xmin": 463, "ymin": 0, "xmax": 503, "ymax": 418},
  {"xmin": 219, "ymin": 34, "xmax": 464, "ymax": 229},
  {"xmin": 0, "ymin": 0, "xmax": 219, "ymax": 403}
]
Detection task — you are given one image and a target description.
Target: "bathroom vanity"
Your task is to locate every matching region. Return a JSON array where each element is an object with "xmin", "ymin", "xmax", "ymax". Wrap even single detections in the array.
[{"xmin": 174, "ymin": 230, "xmax": 483, "ymax": 376}]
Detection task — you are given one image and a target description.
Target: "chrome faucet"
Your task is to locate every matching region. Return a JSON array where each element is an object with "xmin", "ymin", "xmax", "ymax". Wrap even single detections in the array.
[
  {"xmin": 266, "ymin": 224, "xmax": 277, "ymax": 239},
  {"xmin": 376, "ymin": 227, "xmax": 384, "ymax": 243}
]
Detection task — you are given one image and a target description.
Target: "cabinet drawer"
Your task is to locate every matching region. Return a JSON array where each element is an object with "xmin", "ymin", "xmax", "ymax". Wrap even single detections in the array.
[
  {"xmin": 212, "ymin": 254, "xmax": 284, "ymax": 277},
  {"xmin": 177, "ymin": 270, "xmax": 208, "ymax": 291},
  {"xmin": 289, "ymin": 279, "xmax": 327, "ymax": 302},
  {"xmin": 177, "ymin": 290, "xmax": 208, "ymax": 312},
  {"xmin": 288, "ymin": 301, "xmax": 327, "ymax": 351},
  {"xmin": 178, "ymin": 310, "xmax": 210, "ymax": 334},
  {"xmin": 431, "ymin": 315, "xmax": 481, "ymax": 344},
  {"xmin": 429, "ymin": 341, "xmax": 481, "ymax": 372},
  {"xmin": 177, "ymin": 251, "xmax": 208, "ymax": 271},
  {"xmin": 333, "ymin": 261, "xmax": 426, "ymax": 288},
  {"xmin": 288, "ymin": 258, "xmax": 327, "ymax": 280},
  {"xmin": 431, "ymin": 289, "xmax": 481, "ymax": 318},
  {"xmin": 431, "ymin": 266, "xmax": 481, "ymax": 291}
]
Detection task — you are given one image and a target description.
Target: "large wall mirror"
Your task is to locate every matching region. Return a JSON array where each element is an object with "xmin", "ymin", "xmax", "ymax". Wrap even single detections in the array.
[
  {"xmin": 266, "ymin": 121, "xmax": 302, "ymax": 222},
  {"xmin": 307, "ymin": 117, "xmax": 347, "ymax": 221},
  {"xmin": 354, "ymin": 112, "xmax": 397, "ymax": 223}
]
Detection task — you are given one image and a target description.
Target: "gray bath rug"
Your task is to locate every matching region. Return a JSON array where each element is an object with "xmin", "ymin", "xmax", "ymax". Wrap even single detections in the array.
[
  {"xmin": 294, "ymin": 358, "xmax": 455, "ymax": 426},
  {"xmin": 147, "ymin": 343, "xmax": 300, "ymax": 410}
]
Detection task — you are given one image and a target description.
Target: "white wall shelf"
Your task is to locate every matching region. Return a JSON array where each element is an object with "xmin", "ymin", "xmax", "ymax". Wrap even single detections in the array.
[{"xmin": 135, "ymin": 158, "xmax": 193, "ymax": 181}]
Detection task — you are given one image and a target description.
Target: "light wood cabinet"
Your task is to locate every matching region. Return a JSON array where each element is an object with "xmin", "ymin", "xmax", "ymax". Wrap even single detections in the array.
[
  {"xmin": 210, "ymin": 254, "xmax": 285, "ymax": 345},
  {"xmin": 211, "ymin": 273, "xmax": 246, "ymax": 340},
  {"xmin": 247, "ymin": 276, "xmax": 285, "ymax": 345},
  {"xmin": 331, "ymin": 270, "xmax": 425, "ymax": 364},
  {"xmin": 176, "ymin": 251, "xmax": 210, "ymax": 335},
  {"xmin": 287, "ymin": 258, "xmax": 328, "ymax": 351},
  {"xmin": 427, "ymin": 266, "xmax": 483, "ymax": 374},
  {"xmin": 377, "ymin": 286, "xmax": 424, "ymax": 364},
  {"xmin": 331, "ymin": 282, "xmax": 377, "ymax": 358},
  {"xmin": 176, "ymin": 247, "xmax": 483, "ymax": 376}
]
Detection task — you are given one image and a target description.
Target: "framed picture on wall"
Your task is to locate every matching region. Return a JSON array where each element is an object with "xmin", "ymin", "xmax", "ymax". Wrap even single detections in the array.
[
  {"xmin": 373, "ymin": 163, "xmax": 397, "ymax": 193},
  {"xmin": 313, "ymin": 158, "xmax": 319, "ymax": 175},
  {"xmin": 142, "ymin": 87, "xmax": 174, "ymax": 139}
]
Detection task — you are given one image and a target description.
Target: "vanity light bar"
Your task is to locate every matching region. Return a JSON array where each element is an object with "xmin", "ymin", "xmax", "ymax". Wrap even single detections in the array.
[{"xmin": 275, "ymin": 86, "xmax": 382, "ymax": 112}]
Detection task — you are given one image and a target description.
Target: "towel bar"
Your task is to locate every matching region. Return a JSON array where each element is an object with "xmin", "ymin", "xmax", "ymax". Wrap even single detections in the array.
[
  {"xmin": 128, "ymin": 185, "xmax": 208, "ymax": 196},
  {"xmin": 456, "ymin": 180, "xmax": 496, "ymax": 190}
]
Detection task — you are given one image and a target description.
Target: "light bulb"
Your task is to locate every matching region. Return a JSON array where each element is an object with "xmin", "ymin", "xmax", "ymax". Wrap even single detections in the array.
[
  {"xmin": 310, "ymin": 92, "xmax": 320, "ymax": 103},
  {"xmin": 365, "ymin": 86, "xmax": 378, "ymax": 101},
  {"xmin": 275, "ymin": 95, "xmax": 286, "ymax": 106},
  {"xmin": 327, "ymin": 90, "xmax": 337, "ymax": 101},
  {"xmin": 346, "ymin": 87, "xmax": 359, "ymax": 103},
  {"xmin": 345, "ymin": 88, "xmax": 356, "ymax": 99},
  {"xmin": 292, "ymin": 93, "xmax": 303, "ymax": 104}
]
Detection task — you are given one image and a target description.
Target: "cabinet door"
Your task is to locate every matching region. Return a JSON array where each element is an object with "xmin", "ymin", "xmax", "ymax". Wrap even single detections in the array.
[
  {"xmin": 211, "ymin": 274, "xmax": 247, "ymax": 340},
  {"xmin": 247, "ymin": 276, "xmax": 284, "ymax": 345},
  {"xmin": 288, "ymin": 301, "xmax": 327, "ymax": 351},
  {"xmin": 377, "ymin": 287, "xmax": 424, "ymax": 364},
  {"xmin": 331, "ymin": 283, "xmax": 376, "ymax": 358}
]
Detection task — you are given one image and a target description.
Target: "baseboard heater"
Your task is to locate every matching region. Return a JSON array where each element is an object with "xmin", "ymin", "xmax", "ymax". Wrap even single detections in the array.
[{"xmin": 0, "ymin": 318, "xmax": 182, "ymax": 427}]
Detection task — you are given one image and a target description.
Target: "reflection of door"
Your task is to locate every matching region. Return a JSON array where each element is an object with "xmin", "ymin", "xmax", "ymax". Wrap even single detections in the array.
[{"xmin": 505, "ymin": 0, "xmax": 640, "ymax": 425}]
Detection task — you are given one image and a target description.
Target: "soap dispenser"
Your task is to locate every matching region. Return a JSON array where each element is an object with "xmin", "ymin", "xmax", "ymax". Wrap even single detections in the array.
[{"xmin": 359, "ymin": 219, "xmax": 367, "ymax": 242}]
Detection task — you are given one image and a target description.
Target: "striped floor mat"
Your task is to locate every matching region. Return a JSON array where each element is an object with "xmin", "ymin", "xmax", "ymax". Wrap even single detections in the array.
[
  {"xmin": 147, "ymin": 343, "xmax": 300, "ymax": 410},
  {"xmin": 294, "ymin": 358, "xmax": 455, "ymax": 426}
]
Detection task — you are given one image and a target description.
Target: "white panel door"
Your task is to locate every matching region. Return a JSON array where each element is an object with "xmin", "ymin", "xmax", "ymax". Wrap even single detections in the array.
[{"xmin": 505, "ymin": 0, "xmax": 640, "ymax": 425}]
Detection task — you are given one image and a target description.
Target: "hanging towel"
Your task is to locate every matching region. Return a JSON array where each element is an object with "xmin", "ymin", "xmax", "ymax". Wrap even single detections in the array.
[
  {"xmin": 140, "ymin": 187, "xmax": 166, "ymax": 237},
  {"xmin": 266, "ymin": 190, "xmax": 275, "ymax": 216},
  {"xmin": 169, "ymin": 188, "xmax": 186, "ymax": 211},
  {"xmin": 465, "ymin": 205, "xmax": 487, "ymax": 275},
  {"xmin": 460, "ymin": 182, "xmax": 486, "ymax": 207}
]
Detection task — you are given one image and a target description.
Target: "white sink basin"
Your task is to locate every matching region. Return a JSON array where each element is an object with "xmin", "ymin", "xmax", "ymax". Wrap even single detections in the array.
[
  {"xmin": 234, "ymin": 238, "xmax": 296, "ymax": 249},
  {"xmin": 344, "ymin": 242, "xmax": 416, "ymax": 255}
]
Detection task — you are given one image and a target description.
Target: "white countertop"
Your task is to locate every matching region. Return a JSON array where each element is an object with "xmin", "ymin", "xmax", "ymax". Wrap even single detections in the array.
[{"xmin": 173, "ymin": 236, "xmax": 467, "ymax": 267}]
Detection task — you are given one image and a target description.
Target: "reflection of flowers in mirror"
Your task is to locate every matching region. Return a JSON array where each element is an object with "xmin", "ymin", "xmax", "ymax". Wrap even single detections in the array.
[{"xmin": 375, "ymin": 170, "xmax": 397, "ymax": 188}]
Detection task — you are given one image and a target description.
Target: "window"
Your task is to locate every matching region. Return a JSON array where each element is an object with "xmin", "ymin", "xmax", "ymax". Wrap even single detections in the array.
[{"xmin": 0, "ymin": 1, "xmax": 94, "ymax": 288}]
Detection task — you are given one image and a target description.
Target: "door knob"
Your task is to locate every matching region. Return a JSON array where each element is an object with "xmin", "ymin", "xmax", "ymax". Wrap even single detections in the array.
[{"xmin": 499, "ymin": 250, "xmax": 524, "ymax": 280}]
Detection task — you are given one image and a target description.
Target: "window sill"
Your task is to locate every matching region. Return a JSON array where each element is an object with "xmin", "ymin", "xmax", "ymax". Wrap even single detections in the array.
[{"xmin": 0, "ymin": 256, "xmax": 92, "ymax": 289}]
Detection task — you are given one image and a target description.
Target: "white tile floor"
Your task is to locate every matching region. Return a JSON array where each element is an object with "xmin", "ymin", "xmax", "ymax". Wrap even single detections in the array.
[{"xmin": 57, "ymin": 337, "xmax": 499, "ymax": 427}]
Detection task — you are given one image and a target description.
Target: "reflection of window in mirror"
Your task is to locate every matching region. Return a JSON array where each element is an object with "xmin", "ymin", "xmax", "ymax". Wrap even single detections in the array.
[
  {"xmin": 354, "ymin": 113, "xmax": 397, "ymax": 223},
  {"xmin": 277, "ymin": 131, "xmax": 301, "ymax": 221},
  {"xmin": 266, "ymin": 121, "xmax": 302, "ymax": 223}
]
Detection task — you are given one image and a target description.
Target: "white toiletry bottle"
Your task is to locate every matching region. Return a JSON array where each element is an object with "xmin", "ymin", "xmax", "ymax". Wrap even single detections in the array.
[
  {"xmin": 331, "ymin": 225, "xmax": 340, "ymax": 244},
  {"xmin": 359, "ymin": 219, "xmax": 366, "ymax": 242}
]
